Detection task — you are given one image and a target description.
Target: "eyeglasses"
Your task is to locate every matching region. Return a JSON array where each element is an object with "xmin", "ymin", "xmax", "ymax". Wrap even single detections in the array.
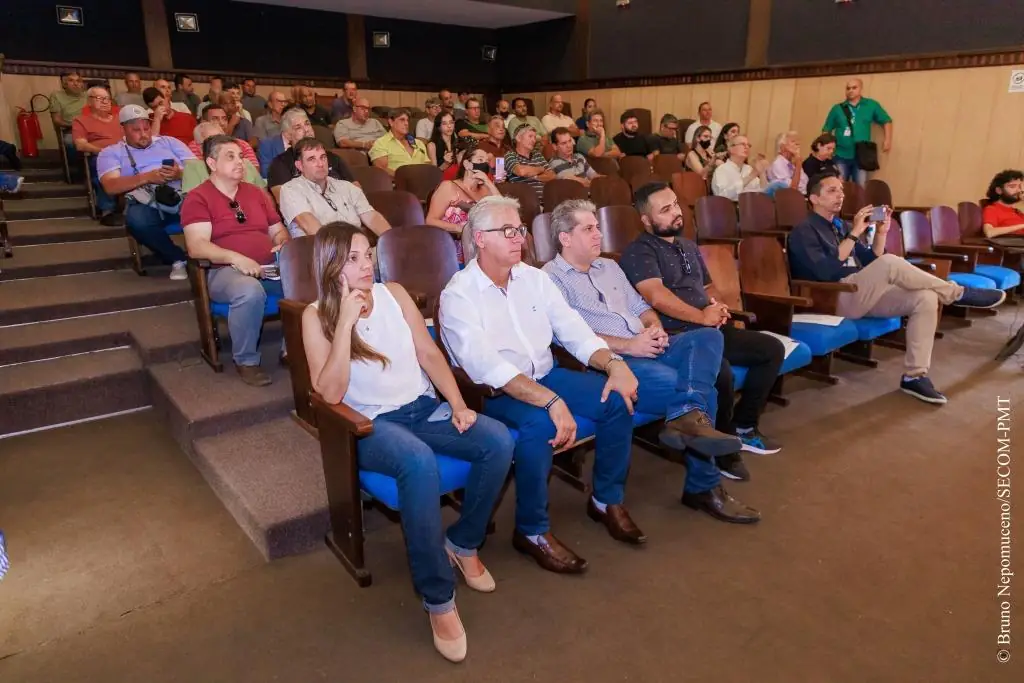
[
  {"xmin": 228, "ymin": 200, "xmax": 247, "ymax": 224},
  {"xmin": 672, "ymin": 245, "xmax": 692, "ymax": 274},
  {"xmin": 88, "ymin": 95, "xmax": 111, "ymax": 102},
  {"xmin": 320, "ymin": 186, "xmax": 337, "ymax": 212},
  {"xmin": 481, "ymin": 225, "xmax": 528, "ymax": 240}
]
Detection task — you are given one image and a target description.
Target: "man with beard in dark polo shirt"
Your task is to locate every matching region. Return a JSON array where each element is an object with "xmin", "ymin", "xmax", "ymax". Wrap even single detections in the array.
[{"xmin": 620, "ymin": 182, "xmax": 785, "ymax": 481}]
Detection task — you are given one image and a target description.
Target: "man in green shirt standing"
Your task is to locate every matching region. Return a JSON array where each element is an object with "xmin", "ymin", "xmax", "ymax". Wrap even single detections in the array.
[{"xmin": 822, "ymin": 78, "xmax": 892, "ymax": 185}]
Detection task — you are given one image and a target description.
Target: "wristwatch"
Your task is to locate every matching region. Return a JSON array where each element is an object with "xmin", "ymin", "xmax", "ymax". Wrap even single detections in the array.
[{"xmin": 606, "ymin": 352, "xmax": 625, "ymax": 370}]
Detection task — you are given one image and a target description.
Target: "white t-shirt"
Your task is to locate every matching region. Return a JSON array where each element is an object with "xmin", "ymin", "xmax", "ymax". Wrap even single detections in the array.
[
  {"xmin": 415, "ymin": 117, "xmax": 435, "ymax": 140},
  {"xmin": 541, "ymin": 112, "xmax": 576, "ymax": 134}
]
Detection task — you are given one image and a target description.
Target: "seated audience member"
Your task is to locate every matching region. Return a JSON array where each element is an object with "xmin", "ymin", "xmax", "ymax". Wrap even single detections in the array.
[
  {"xmin": 370, "ymin": 108, "xmax": 431, "ymax": 176},
  {"xmin": 684, "ymin": 102, "xmax": 723, "ymax": 145},
  {"xmin": 454, "ymin": 98, "xmax": 490, "ymax": 143},
  {"xmin": 543, "ymin": 200, "xmax": 758, "ymax": 522},
  {"xmin": 224, "ymin": 83, "xmax": 253, "ymax": 124},
  {"xmin": 181, "ymin": 135, "xmax": 290, "ymax": 387},
  {"xmin": 576, "ymin": 98, "xmax": 596, "ymax": 133},
  {"xmin": 428, "ymin": 112, "xmax": 458, "ymax": 176},
  {"xmin": 97, "ymin": 105, "xmax": 195, "ymax": 280},
  {"xmin": 576, "ymin": 110, "xmax": 623, "ymax": 159},
  {"xmin": 258, "ymin": 108, "xmax": 304, "ymax": 177},
  {"xmin": 656, "ymin": 114, "xmax": 686, "ymax": 159},
  {"xmin": 279, "ymin": 138, "xmax": 390, "ymax": 238},
  {"xmin": 711, "ymin": 135, "xmax": 769, "ymax": 200},
  {"xmin": 50, "ymin": 71, "xmax": 87, "ymax": 164},
  {"xmin": 767, "ymin": 131, "xmax": 809, "ymax": 195},
  {"xmin": 116, "ymin": 72, "xmax": 146, "ymax": 108},
  {"xmin": 183, "ymin": 122, "xmax": 265, "ymax": 192},
  {"xmin": 547, "ymin": 128, "xmax": 599, "ymax": 186},
  {"xmin": 426, "ymin": 147, "xmax": 501, "ymax": 262},
  {"xmin": 438, "ymin": 89, "xmax": 456, "ymax": 117},
  {"xmin": 216, "ymin": 92, "xmax": 254, "ymax": 145},
  {"xmin": 788, "ymin": 173, "xmax": 1004, "ymax": 404},
  {"xmin": 171, "ymin": 74, "xmax": 200, "ymax": 116},
  {"xmin": 495, "ymin": 99, "xmax": 512, "ymax": 124},
  {"xmin": 198, "ymin": 105, "xmax": 260, "ymax": 169},
  {"xmin": 267, "ymin": 114, "xmax": 355, "ymax": 202},
  {"xmin": 330, "ymin": 81, "xmax": 358, "ymax": 123},
  {"xmin": 334, "ymin": 97, "xmax": 386, "ymax": 151},
  {"xmin": 143, "ymin": 86, "xmax": 195, "ymax": 145},
  {"xmin": 622, "ymin": 182, "xmax": 783, "ymax": 465},
  {"xmin": 0, "ymin": 138, "xmax": 21, "ymax": 171},
  {"xmin": 291, "ymin": 85, "xmax": 330, "ymax": 128},
  {"xmin": 154, "ymin": 78, "xmax": 192, "ymax": 115},
  {"xmin": 240, "ymin": 78, "xmax": 267, "ymax": 120},
  {"xmin": 196, "ymin": 76, "xmax": 223, "ymax": 119},
  {"xmin": 802, "ymin": 133, "xmax": 839, "ymax": 181},
  {"xmin": 72, "ymin": 86, "xmax": 124, "ymax": 225},
  {"xmin": 504, "ymin": 125, "xmax": 555, "ymax": 201},
  {"xmin": 685, "ymin": 125, "xmax": 720, "ymax": 180},
  {"xmin": 981, "ymin": 170, "xmax": 1024, "ymax": 248},
  {"xmin": 440, "ymin": 196, "xmax": 646, "ymax": 573},
  {"xmin": 540, "ymin": 95, "xmax": 579, "ymax": 137},
  {"xmin": 614, "ymin": 111, "xmax": 659, "ymax": 161},
  {"xmin": 505, "ymin": 98, "xmax": 547, "ymax": 140},
  {"xmin": 416, "ymin": 98, "xmax": 442, "ymax": 140},
  {"xmin": 304, "ymin": 222, "xmax": 514, "ymax": 662},
  {"xmin": 713, "ymin": 122, "xmax": 740, "ymax": 156},
  {"xmin": 253, "ymin": 91, "xmax": 288, "ymax": 144},
  {"xmin": 453, "ymin": 92, "xmax": 470, "ymax": 116},
  {"xmin": 476, "ymin": 115, "xmax": 512, "ymax": 160}
]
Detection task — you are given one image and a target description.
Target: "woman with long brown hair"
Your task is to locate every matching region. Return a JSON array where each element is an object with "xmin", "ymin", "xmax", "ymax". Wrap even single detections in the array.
[{"xmin": 301, "ymin": 222, "xmax": 514, "ymax": 663}]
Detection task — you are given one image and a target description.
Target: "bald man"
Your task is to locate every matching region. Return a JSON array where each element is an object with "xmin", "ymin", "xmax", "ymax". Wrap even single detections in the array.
[
  {"xmin": 822, "ymin": 78, "xmax": 892, "ymax": 185},
  {"xmin": 333, "ymin": 97, "xmax": 386, "ymax": 151},
  {"xmin": 292, "ymin": 85, "xmax": 331, "ymax": 128}
]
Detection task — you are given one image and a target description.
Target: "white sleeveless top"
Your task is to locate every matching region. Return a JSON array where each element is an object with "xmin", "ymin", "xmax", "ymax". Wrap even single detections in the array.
[{"xmin": 312, "ymin": 283, "xmax": 433, "ymax": 419}]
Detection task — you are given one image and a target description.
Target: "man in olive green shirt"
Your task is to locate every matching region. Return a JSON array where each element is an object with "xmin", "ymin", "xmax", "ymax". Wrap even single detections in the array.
[
  {"xmin": 822, "ymin": 78, "xmax": 892, "ymax": 185},
  {"xmin": 50, "ymin": 71, "xmax": 88, "ymax": 176},
  {"xmin": 576, "ymin": 111, "xmax": 623, "ymax": 159},
  {"xmin": 504, "ymin": 97, "xmax": 547, "ymax": 139}
]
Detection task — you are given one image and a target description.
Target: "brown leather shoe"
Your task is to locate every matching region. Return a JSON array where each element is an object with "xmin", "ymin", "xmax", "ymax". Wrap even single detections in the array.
[
  {"xmin": 660, "ymin": 410, "xmax": 742, "ymax": 457},
  {"xmin": 511, "ymin": 531, "xmax": 588, "ymax": 574},
  {"xmin": 586, "ymin": 499, "xmax": 647, "ymax": 545},
  {"xmin": 682, "ymin": 486, "xmax": 760, "ymax": 524},
  {"xmin": 236, "ymin": 364, "xmax": 272, "ymax": 387}
]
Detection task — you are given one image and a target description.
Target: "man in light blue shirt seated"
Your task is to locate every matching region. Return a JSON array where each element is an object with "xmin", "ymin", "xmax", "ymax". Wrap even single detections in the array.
[
  {"xmin": 542, "ymin": 199, "xmax": 759, "ymax": 524},
  {"xmin": 97, "ymin": 104, "xmax": 195, "ymax": 280}
]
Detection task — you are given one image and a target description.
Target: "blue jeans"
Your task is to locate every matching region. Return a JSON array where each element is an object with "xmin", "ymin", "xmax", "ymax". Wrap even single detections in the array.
[
  {"xmin": 125, "ymin": 201, "xmax": 187, "ymax": 265},
  {"xmin": 485, "ymin": 368, "xmax": 634, "ymax": 536},
  {"xmin": 207, "ymin": 266, "xmax": 282, "ymax": 366},
  {"xmin": 624, "ymin": 327, "xmax": 724, "ymax": 494},
  {"xmin": 87, "ymin": 155, "xmax": 116, "ymax": 213},
  {"xmin": 835, "ymin": 157, "xmax": 868, "ymax": 185},
  {"xmin": 358, "ymin": 394, "xmax": 514, "ymax": 612}
]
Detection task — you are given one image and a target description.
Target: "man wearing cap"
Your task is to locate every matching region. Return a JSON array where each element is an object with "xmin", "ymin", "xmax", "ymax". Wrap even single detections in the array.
[
  {"xmin": 97, "ymin": 104, "xmax": 195, "ymax": 281},
  {"xmin": 504, "ymin": 124, "xmax": 555, "ymax": 202}
]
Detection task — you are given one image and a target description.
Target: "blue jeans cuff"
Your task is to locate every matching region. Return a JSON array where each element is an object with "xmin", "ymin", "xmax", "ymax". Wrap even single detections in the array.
[
  {"xmin": 444, "ymin": 537, "xmax": 476, "ymax": 558},
  {"xmin": 423, "ymin": 596, "xmax": 456, "ymax": 615}
]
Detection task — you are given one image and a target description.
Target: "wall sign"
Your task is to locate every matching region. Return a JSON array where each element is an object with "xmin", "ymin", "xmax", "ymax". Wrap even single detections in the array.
[
  {"xmin": 1010, "ymin": 70, "xmax": 1024, "ymax": 93},
  {"xmin": 175, "ymin": 13, "xmax": 199, "ymax": 32},
  {"xmin": 372, "ymin": 32, "xmax": 390, "ymax": 48},
  {"xmin": 56, "ymin": 5, "xmax": 83, "ymax": 26}
]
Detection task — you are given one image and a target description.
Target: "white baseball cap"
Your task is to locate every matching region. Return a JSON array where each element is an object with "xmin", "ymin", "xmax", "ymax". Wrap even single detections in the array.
[{"xmin": 119, "ymin": 104, "xmax": 150, "ymax": 124}]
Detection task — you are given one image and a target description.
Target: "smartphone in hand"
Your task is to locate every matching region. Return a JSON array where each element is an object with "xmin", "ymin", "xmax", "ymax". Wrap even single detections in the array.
[{"xmin": 869, "ymin": 206, "xmax": 887, "ymax": 223}]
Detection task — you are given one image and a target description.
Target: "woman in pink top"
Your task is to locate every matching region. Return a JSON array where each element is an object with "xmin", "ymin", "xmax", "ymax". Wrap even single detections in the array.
[{"xmin": 425, "ymin": 147, "xmax": 500, "ymax": 262}]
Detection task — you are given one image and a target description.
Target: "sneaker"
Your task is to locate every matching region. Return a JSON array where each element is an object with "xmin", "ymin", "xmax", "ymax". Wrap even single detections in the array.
[
  {"xmin": 737, "ymin": 429, "xmax": 782, "ymax": 455},
  {"xmin": 955, "ymin": 286, "xmax": 1006, "ymax": 309},
  {"xmin": 716, "ymin": 453, "xmax": 750, "ymax": 482},
  {"xmin": 169, "ymin": 261, "xmax": 188, "ymax": 281},
  {"xmin": 0, "ymin": 530, "xmax": 9, "ymax": 581},
  {"xmin": 900, "ymin": 376, "xmax": 947, "ymax": 405}
]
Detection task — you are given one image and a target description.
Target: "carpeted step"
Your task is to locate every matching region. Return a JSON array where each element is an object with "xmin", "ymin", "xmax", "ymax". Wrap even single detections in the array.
[
  {"xmin": 0, "ymin": 270, "xmax": 192, "ymax": 326},
  {"xmin": 14, "ymin": 153, "xmax": 63, "ymax": 170},
  {"xmin": 18, "ymin": 167, "xmax": 65, "ymax": 182},
  {"xmin": 0, "ymin": 238, "xmax": 133, "ymax": 280},
  {"xmin": 0, "ymin": 347, "xmax": 147, "ymax": 437},
  {"xmin": 6, "ymin": 217, "xmax": 124, "ymax": 246},
  {"xmin": 14, "ymin": 182, "xmax": 89, "ymax": 200},
  {"xmin": 0, "ymin": 302, "xmax": 200, "ymax": 366},
  {"xmin": 192, "ymin": 418, "xmax": 329, "ymax": 560},
  {"xmin": 2, "ymin": 196, "xmax": 91, "ymax": 220}
]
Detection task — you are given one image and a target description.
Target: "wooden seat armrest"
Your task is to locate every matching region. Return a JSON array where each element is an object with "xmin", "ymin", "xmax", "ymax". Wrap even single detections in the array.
[
  {"xmin": 741, "ymin": 229, "xmax": 790, "ymax": 238},
  {"xmin": 933, "ymin": 243, "xmax": 993, "ymax": 254},
  {"xmin": 727, "ymin": 309, "xmax": 756, "ymax": 325},
  {"xmin": 906, "ymin": 249, "xmax": 967, "ymax": 262},
  {"xmin": 698, "ymin": 237, "xmax": 743, "ymax": 246},
  {"xmin": 741, "ymin": 293, "xmax": 799, "ymax": 336},
  {"xmin": 745, "ymin": 292, "xmax": 814, "ymax": 308},
  {"xmin": 311, "ymin": 392, "xmax": 374, "ymax": 437},
  {"xmin": 790, "ymin": 280, "xmax": 858, "ymax": 293}
]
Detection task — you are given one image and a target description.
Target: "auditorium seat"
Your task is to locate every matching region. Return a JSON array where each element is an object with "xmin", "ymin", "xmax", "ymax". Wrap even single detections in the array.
[
  {"xmin": 394, "ymin": 163, "xmax": 442, "ymax": 204},
  {"xmin": 542, "ymin": 178, "xmax": 588, "ymax": 210},
  {"xmin": 589, "ymin": 175, "xmax": 632, "ymax": 208},
  {"xmin": 365, "ymin": 190, "xmax": 425, "ymax": 227},
  {"xmin": 931, "ymin": 205, "xmax": 1020, "ymax": 291}
]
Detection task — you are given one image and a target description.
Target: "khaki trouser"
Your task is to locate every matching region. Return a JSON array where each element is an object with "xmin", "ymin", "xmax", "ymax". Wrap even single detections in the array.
[{"xmin": 836, "ymin": 254, "xmax": 962, "ymax": 377}]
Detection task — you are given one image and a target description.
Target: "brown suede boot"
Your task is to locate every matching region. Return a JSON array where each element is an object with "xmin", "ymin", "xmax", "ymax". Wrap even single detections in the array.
[{"xmin": 659, "ymin": 410, "xmax": 741, "ymax": 457}]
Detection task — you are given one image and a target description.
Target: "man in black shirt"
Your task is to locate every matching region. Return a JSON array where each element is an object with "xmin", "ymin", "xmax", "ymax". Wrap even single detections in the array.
[
  {"xmin": 267, "ymin": 138, "xmax": 354, "ymax": 201},
  {"xmin": 613, "ymin": 110, "xmax": 659, "ymax": 161},
  {"xmin": 620, "ymin": 182, "xmax": 785, "ymax": 475}
]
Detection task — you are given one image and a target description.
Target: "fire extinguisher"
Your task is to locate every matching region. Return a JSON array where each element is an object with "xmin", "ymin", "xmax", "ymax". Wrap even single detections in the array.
[{"xmin": 16, "ymin": 94, "xmax": 50, "ymax": 158}]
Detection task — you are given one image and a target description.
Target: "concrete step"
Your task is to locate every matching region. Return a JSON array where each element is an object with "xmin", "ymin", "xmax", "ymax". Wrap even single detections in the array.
[
  {"xmin": 0, "ymin": 347, "xmax": 148, "ymax": 437},
  {"xmin": 7, "ymin": 217, "xmax": 124, "ymax": 246},
  {"xmin": 14, "ymin": 181, "xmax": 89, "ymax": 200},
  {"xmin": 0, "ymin": 238, "xmax": 133, "ymax": 280},
  {"xmin": 0, "ymin": 269, "xmax": 192, "ymax": 326},
  {"xmin": 192, "ymin": 418, "xmax": 329, "ymax": 560},
  {"xmin": 0, "ymin": 302, "xmax": 200, "ymax": 366},
  {"xmin": 2, "ymin": 196, "xmax": 92, "ymax": 220},
  {"xmin": 19, "ymin": 167, "xmax": 65, "ymax": 182}
]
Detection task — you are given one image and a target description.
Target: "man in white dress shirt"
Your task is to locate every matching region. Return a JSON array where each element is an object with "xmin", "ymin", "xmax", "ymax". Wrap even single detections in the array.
[{"xmin": 439, "ymin": 196, "xmax": 644, "ymax": 574}]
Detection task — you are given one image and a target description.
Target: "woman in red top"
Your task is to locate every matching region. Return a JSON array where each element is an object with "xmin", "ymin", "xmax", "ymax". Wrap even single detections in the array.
[{"xmin": 182, "ymin": 135, "xmax": 290, "ymax": 387}]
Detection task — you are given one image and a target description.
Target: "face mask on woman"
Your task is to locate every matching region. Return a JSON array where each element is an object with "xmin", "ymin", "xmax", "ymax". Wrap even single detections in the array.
[{"xmin": 699, "ymin": 139, "xmax": 712, "ymax": 150}]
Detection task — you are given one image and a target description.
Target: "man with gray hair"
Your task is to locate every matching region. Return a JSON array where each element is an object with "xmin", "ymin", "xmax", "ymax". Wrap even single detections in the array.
[
  {"xmin": 504, "ymin": 124, "xmax": 554, "ymax": 201},
  {"xmin": 767, "ymin": 131, "xmax": 808, "ymax": 195},
  {"xmin": 542, "ymin": 199, "xmax": 759, "ymax": 524},
  {"xmin": 265, "ymin": 109, "xmax": 355, "ymax": 198},
  {"xmin": 440, "ymin": 195, "xmax": 645, "ymax": 575}
]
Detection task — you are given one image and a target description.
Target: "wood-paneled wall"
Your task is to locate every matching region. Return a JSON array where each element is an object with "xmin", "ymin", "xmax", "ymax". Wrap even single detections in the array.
[{"xmin": 507, "ymin": 65, "xmax": 1024, "ymax": 207}]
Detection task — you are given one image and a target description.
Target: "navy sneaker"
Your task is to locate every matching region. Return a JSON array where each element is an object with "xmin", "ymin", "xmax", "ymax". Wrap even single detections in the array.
[
  {"xmin": 737, "ymin": 429, "xmax": 782, "ymax": 455},
  {"xmin": 0, "ymin": 530, "xmax": 8, "ymax": 581},
  {"xmin": 900, "ymin": 376, "xmax": 948, "ymax": 404},
  {"xmin": 955, "ymin": 286, "xmax": 1006, "ymax": 309},
  {"xmin": 717, "ymin": 453, "xmax": 750, "ymax": 482}
]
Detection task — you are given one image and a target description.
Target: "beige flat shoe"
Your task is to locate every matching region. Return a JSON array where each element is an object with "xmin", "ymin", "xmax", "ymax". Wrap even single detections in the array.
[
  {"xmin": 430, "ymin": 608, "xmax": 467, "ymax": 663},
  {"xmin": 446, "ymin": 547, "xmax": 496, "ymax": 593}
]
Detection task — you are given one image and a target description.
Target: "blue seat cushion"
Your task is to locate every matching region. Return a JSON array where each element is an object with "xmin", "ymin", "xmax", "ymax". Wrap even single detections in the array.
[
  {"xmin": 360, "ymin": 455, "xmax": 471, "ymax": 511},
  {"xmin": 850, "ymin": 316, "xmax": 902, "ymax": 341},
  {"xmin": 210, "ymin": 293, "xmax": 281, "ymax": 319},
  {"xmin": 948, "ymin": 272, "xmax": 998, "ymax": 289},
  {"xmin": 166, "ymin": 222, "xmax": 183, "ymax": 236},
  {"xmin": 789, "ymin": 320, "xmax": 859, "ymax": 356},
  {"xmin": 974, "ymin": 265, "xmax": 1021, "ymax": 291},
  {"xmin": 732, "ymin": 338, "xmax": 812, "ymax": 391}
]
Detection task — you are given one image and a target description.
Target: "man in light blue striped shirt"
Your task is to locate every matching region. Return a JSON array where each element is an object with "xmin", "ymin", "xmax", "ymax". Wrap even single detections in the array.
[{"xmin": 542, "ymin": 199, "xmax": 759, "ymax": 524}]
